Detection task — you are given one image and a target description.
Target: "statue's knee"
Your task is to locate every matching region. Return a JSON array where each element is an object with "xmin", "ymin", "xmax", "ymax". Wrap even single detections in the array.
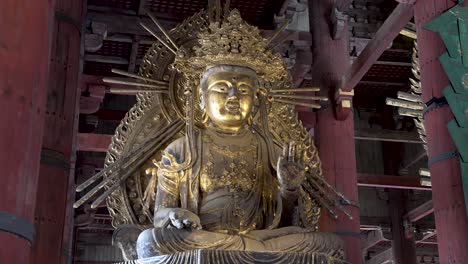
[{"xmin": 136, "ymin": 228, "xmax": 157, "ymax": 258}]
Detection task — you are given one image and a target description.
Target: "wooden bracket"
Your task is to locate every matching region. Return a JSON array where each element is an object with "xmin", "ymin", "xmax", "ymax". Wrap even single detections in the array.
[
  {"xmin": 334, "ymin": 88, "xmax": 354, "ymax": 120},
  {"xmin": 330, "ymin": 4, "xmax": 348, "ymax": 40},
  {"xmin": 396, "ymin": 0, "xmax": 418, "ymax": 4}
]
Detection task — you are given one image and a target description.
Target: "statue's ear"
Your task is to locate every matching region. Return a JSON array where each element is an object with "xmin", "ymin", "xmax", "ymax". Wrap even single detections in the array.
[
  {"xmin": 251, "ymin": 93, "xmax": 260, "ymax": 119},
  {"xmin": 199, "ymin": 94, "xmax": 205, "ymax": 110}
]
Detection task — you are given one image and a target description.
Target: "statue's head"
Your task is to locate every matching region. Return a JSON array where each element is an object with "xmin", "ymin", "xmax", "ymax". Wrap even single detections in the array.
[
  {"xmin": 199, "ymin": 65, "xmax": 258, "ymax": 132},
  {"xmin": 171, "ymin": 9, "xmax": 287, "ymax": 132}
]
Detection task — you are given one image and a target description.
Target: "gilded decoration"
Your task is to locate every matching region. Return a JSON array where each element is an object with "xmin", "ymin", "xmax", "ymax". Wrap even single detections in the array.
[{"xmin": 74, "ymin": 4, "xmax": 351, "ymax": 263}]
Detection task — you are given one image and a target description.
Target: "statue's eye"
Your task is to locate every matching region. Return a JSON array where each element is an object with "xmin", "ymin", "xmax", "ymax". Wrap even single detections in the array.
[
  {"xmin": 212, "ymin": 83, "xmax": 228, "ymax": 92},
  {"xmin": 238, "ymin": 84, "xmax": 251, "ymax": 94}
]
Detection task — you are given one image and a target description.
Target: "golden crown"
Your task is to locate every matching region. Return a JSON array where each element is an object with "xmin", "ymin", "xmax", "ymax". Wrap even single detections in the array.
[{"xmin": 173, "ymin": 10, "xmax": 287, "ymax": 81}]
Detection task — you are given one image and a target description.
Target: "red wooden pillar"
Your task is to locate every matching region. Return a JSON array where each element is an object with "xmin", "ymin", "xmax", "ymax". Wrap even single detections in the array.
[
  {"xmin": 30, "ymin": 1, "xmax": 83, "ymax": 263},
  {"xmin": 0, "ymin": 0, "xmax": 55, "ymax": 262},
  {"xmin": 309, "ymin": 1, "xmax": 361, "ymax": 263},
  {"xmin": 414, "ymin": 1, "xmax": 468, "ymax": 262},
  {"xmin": 381, "ymin": 106, "xmax": 417, "ymax": 264}
]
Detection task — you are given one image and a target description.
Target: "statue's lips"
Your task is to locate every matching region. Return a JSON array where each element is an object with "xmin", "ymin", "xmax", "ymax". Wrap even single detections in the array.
[{"xmin": 224, "ymin": 102, "xmax": 240, "ymax": 112}]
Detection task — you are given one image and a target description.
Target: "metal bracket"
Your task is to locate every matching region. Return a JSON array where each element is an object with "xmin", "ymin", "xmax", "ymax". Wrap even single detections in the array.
[
  {"xmin": 335, "ymin": 88, "xmax": 354, "ymax": 108},
  {"xmin": 403, "ymin": 219, "xmax": 415, "ymax": 239},
  {"xmin": 40, "ymin": 148, "xmax": 70, "ymax": 171},
  {"xmin": 334, "ymin": 231, "xmax": 361, "ymax": 238},
  {"xmin": 0, "ymin": 211, "xmax": 35, "ymax": 243},
  {"xmin": 428, "ymin": 151, "xmax": 459, "ymax": 167},
  {"xmin": 330, "ymin": 5, "xmax": 348, "ymax": 40},
  {"xmin": 55, "ymin": 11, "xmax": 82, "ymax": 35},
  {"xmin": 423, "ymin": 96, "xmax": 449, "ymax": 118}
]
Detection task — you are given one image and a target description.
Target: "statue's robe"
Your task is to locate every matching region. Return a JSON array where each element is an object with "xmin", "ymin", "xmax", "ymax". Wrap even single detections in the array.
[{"xmin": 136, "ymin": 128, "xmax": 344, "ymax": 259}]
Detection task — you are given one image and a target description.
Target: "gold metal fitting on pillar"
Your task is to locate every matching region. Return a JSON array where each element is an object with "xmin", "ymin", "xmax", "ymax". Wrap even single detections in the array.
[{"xmin": 334, "ymin": 88, "xmax": 354, "ymax": 120}]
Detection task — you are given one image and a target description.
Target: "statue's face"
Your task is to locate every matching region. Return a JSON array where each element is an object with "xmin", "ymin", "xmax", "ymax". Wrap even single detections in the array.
[{"xmin": 203, "ymin": 70, "xmax": 256, "ymax": 131}]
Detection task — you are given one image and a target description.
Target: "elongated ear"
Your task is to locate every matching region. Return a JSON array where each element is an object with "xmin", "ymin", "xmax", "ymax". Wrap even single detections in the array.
[
  {"xmin": 199, "ymin": 91, "xmax": 205, "ymax": 110},
  {"xmin": 201, "ymin": 109, "xmax": 210, "ymax": 125}
]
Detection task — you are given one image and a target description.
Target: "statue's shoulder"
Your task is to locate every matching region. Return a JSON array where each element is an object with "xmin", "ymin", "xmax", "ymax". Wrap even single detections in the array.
[
  {"xmin": 165, "ymin": 136, "xmax": 186, "ymax": 151},
  {"xmin": 162, "ymin": 129, "xmax": 202, "ymax": 165}
]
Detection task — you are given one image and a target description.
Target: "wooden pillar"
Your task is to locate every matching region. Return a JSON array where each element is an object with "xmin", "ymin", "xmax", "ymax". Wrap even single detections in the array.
[
  {"xmin": 380, "ymin": 105, "xmax": 417, "ymax": 264},
  {"xmin": 309, "ymin": 1, "xmax": 361, "ymax": 263},
  {"xmin": 414, "ymin": 1, "xmax": 468, "ymax": 262},
  {"xmin": 30, "ymin": 1, "xmax": 83, "ymax": 263},
  {"xmin": 0, "ymin": 0, "xmax": 55, "ymax": 262}
]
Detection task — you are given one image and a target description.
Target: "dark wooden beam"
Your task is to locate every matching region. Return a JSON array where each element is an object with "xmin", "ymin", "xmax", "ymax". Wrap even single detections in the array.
[
  {"xmin": 362, "ymin": 229, "xmax": 388, "ymax": 252},
  {"xmin": 87, "ymin": 11, "xmax": 178, "ymax": 36},
  {"xmin": 416, "ymin": 231, "xmax": 437, "ymax": 245},
  {"xmin": 77, "ymin": 133, "xmax": 112, "ymax": 152},
  {"xmin": 343, "ymin": 3, "xmax": 414, "ymax": 92},
  {"xmin": 78, "ymin": 156, "xmax": 105, "ymax": 169},
  {"xmin": 354, "ymin": 128, "xmax": 423, "ymax": 144},
  {"xmin": 359, "ymin": 81, "xmax": 407, "ymax": 87},
  {"xmin": 366, "ymin": 248, "xmax": 393, "ymax": 264},
  {"xmin": 87, "ymin": 5, "xmax": 137, "ymax": 15},
  {"xmin": 400, "ymin": 149, "xmax": 427, "ymax": 170},
  {"xmin": 349, "ymin": 57, "xmax": 412, "ymax": 67},
  {"xmin": 403, "ymin": 200, "xmax": 434, "ymax": 223},
  {"xmin": 84, "ymin": 54, "xmax": 129, "ymax": 65},
  {"xmin": 396, "ymin": 0, "xmax": 417, "ymax": 4},
  {"xmin": 357, "ymin": 173, "xmax": 431, "ymax": 191},
  {"xmin": 81, "ymin": 74, "xmax": 140, "ymax": 95},
  {"xmin": 138, "ymin": 0, "xmax": 148, "ymax": 15},
  {"xmin": 128, "ymin": 38, "xmax": 139, "ymax": 73}
]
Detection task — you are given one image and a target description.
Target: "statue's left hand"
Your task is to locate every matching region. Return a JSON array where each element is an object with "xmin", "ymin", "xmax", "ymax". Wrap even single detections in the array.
[
  {"xmin": 167, "ymin": 208, "xmax": 202, "ymax": 230},
  {"xmin": 277, "ymin": 141, "xmax": 305, "ymax": 193}
]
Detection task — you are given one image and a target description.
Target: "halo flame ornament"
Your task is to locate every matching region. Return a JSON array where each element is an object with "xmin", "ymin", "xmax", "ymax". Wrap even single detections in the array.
[{"xmin": 74, "ymin": 4, "xmax": 350, "ymax": 263}]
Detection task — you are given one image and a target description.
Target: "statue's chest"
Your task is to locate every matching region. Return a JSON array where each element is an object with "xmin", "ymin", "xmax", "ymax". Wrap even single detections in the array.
[{"xmin": 200, "ymin": 133, "xmax": 261, "ymax": 194}]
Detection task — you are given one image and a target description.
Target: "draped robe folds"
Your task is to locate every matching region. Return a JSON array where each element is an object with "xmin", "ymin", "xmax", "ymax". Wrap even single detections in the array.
[{"xmin": 136, "ymin": 128, "xmax": 344, "ymax": 259}]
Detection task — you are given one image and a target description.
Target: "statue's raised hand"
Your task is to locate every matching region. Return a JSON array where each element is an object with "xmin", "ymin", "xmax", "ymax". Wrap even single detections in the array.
[{"xmin": 277, "ymin": 141, "xmax": 305, "ymax": 195}]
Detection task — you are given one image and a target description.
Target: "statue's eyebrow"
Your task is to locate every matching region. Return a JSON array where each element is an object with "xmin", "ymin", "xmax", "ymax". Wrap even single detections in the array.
[{"xmin": 207, "ymin": 80, "xmax": 230, "ymax": 89}]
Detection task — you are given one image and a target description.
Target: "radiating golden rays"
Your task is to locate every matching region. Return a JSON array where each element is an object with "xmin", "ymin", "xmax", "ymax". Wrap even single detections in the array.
[
  {"xmin": 74, "ymin": 120, "xmax": 185, "ymax": 209},
  {"xmin": 268, "ymin": 87, "xmax": 328, "ymax": 109}
]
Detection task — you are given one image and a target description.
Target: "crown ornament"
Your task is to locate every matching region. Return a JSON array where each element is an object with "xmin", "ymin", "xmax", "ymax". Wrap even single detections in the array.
[
  {"xmin": 100, "ymin": 6, "xmax": 328, "ymax": 110},
  {"xmin": 173, "ymin": 10, "xmax": 287, "ymax": 82}
]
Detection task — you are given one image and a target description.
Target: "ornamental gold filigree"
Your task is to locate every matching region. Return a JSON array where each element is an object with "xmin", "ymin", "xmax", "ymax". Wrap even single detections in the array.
[
  {"xmin": 173, "ymin": 10, "xmax": 286, "ymax": 83},
  {"xmin": 74, "ymin": 5, "xmax": 350, "ymax": 263}
]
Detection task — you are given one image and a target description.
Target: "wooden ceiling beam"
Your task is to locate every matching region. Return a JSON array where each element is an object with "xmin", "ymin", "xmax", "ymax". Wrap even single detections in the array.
[
  {"xmin": 138, "ymin": 0, "xmax": 148, "ymax": 15},
  {"xmin": 403, "ymin": 200, "xmax": 434, "ymax": 223},
  {"xmin": 362, "ymin": 229, "xmax": 389, "ymax": 252},
  {"xmin": 343, "ymin": 3, "xmax": 414, "ymax": 92},
  {"xmin": 87, "ymin": 5, "xmax": 137, "ymax": 16},
  {"xmin": 84, "ymin": 54, "xmax": 129, "ymax": 65},
  {"xmin": 358, "ymin": 173, "xmax": 431, "ymax": 191},
  {"xmin": 355, "ymin": 128, "xmax": 423, "ymax": 144},
  {"xmin": 366, "ymin": 248, "xmax": 394, "ymax": 264},
  {"xmin": 87, "ymin": 11, "xmax": 177, "ymax": 36},
  {"xmin": 77, "ymin": 133, "xmax": 112, "ymax": 152},
  {"xmin": 128, "ymin": 37, "xmax": 140, "ymax": 73}
]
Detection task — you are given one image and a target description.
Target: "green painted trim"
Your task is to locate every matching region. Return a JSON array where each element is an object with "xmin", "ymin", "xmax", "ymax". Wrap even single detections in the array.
[
  {"xmin": 424, "ymin": 10, "xmax": 461, "ymax": 60},
  {"xmin": 428, "ymin": 3, "xmax": 468, "ymax": 217},
  {"xmin": 447, "ymin": 120, "xmax": 468, "ymax": 162},
  {"xmin": 461, "ymin": 161, "xmax": 468, "ymax": 218},
  {"xmin": 443, "ymin": 86, "xmax": 468, "ymax": 127},
  {"xmin": 439, "ymin": 53, "xmax": 468, "ymax": 95}
]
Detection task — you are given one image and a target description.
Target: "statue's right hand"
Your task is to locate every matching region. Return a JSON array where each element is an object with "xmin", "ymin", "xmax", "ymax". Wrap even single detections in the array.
[{"xmin": 164, "ymin": 208, "xmax": 202, "ymax": 230}]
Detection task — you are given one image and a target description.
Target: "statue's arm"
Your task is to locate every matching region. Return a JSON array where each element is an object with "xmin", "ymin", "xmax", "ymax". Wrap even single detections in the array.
[{"xmin": 152, "ymin": 140, "xmax": 201, "ymax": 229}]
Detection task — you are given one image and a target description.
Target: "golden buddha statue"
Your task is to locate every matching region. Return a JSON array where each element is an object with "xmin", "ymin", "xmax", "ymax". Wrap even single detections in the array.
[
  {"xmin": 136, "ymin": 64, "xmax": 343, "ymax": 258},
  {"xmin": 74, "ymin": 5, "xmax": 351, "ymax": 263}
]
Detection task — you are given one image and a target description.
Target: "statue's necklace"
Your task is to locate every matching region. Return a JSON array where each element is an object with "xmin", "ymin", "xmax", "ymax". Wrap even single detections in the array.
[{"xmin": 202, "ymin": 128, "xmax": 259, "ymax": 192}]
